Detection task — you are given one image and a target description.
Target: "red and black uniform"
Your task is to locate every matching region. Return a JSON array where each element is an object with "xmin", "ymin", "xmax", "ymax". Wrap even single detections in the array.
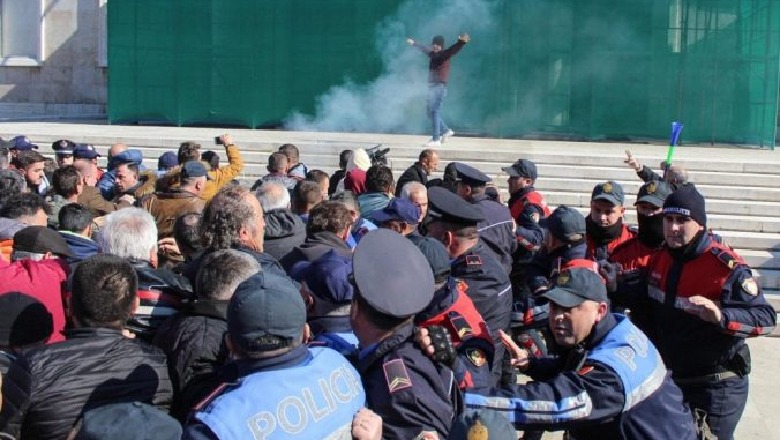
[
  {"xmin": 617, "ymin": 232, "xmax": 776, "ymax": 439},
  {"xmin": 585, "ymin": 222, "xmax": 636, "ymax": 262},
  {"xmin": 416, "ymin": 278, "xmax": 494, "ymax": 391},
  {"xmin": 508, "ymin": 186, "xmax": 550, "ymax": 270}
]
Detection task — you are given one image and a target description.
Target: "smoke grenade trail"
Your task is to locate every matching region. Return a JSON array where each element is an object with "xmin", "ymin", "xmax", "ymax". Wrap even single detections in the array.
[{"xmin": 285, "ymin": 0, "xmax": 498, "ymax": 135}]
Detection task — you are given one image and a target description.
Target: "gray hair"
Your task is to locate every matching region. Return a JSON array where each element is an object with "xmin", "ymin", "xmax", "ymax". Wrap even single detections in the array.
[
  {"xmin": 196, "ymin": 249, "xmax": 261, "ymax": 301},
  {"xmin": 99, "ymin": 208, "xmax": 158, "ymax": 261},
  {"xmin": 256, "ymin": 182, "xmax": 290, "ymax": 211},
  {"xmin": 400, "ymin": 181, "xmax": 426, "ymax": 199},
  {"xmin": 201, "ymin": 185, "xmax": 256, "ymax": 252}
]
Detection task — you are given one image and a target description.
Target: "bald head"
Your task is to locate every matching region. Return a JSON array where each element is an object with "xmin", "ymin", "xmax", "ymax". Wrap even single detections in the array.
[{"xmin": 109, "ymin": 143, "xmax": 127, "ymax": 159}]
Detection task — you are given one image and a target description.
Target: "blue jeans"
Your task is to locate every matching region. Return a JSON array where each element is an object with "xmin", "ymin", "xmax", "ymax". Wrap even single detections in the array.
[{"xmin": 427, "ymin": 83, "xmax": 449, "ymax": 140}]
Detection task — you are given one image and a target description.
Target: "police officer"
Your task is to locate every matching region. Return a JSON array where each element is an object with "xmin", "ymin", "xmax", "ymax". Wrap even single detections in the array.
[
  {"xmin": 425, "ymin": 186, "xmax": 512, "ymax": 382},
  {"xmin": 503, "ymin": 159, "xmax": 548, "ymax": 258},
  {"xmin": 351, "ymin": 229, "xmax": 458, "ymax": 439},
  {"xmin": 515, "ymin": 206, "xmax": 590, "ymax": 358},
  {"xmin": 419, "ymin": 267, "xmax": 699, "ymax": 440},
  {"xmin": 51, "ymin": 139, "xmax": 76, "ymax": 168},
  {"xmin": 607, "ymin": 185, "xmax": 776, "ymax": 440},
  {"xmin": 183, "ymin": 272, "xmax": 365, "ymax": 440},
  {"xmin": 586, "ymin": 180, "xmax": 637, "ymax": 262},
  {"xmin": 608, "ymin": 180, "xmax": 672, "ymax": 325},
  {"xmin": 413, "ymin": 236, "xmax": 494, "ymax": 391},
  {"xmin": 453, "ymin": 162, "xmax": 517, "ymax": 274}
]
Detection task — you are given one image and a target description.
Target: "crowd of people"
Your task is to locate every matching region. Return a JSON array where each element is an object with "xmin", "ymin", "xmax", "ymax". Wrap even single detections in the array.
[{"xmin": 0, "ymin": 131, "xmax": 775, "ymax": 440}]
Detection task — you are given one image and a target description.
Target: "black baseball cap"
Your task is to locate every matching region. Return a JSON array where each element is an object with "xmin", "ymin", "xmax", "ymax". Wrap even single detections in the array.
[
  {"xmin": 541, "ymin": 267, "xmax": 608, "ymax": 307},
  {"xmin": 501, "ymin": 159, "xmax": 538, "ymax": 180},
  {"xmin": 412, "ymin": 236, "xmax": 451, "ymax": 283},
  {"xmin": 227, "ymin": 272, "xmax": 306, "ymax": 352},
  {"xmin": 539, "ymin": 206, "xmax": 586, "ymax": 242}
]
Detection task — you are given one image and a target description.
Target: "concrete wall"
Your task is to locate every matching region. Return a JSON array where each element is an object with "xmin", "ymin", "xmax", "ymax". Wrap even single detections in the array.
[{"xmin": 0, "ymin": 0, "xmax": 107, "ymax": 118}]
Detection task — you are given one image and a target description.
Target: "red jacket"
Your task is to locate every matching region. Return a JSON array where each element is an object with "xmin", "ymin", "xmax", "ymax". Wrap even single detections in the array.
[
  {"xmin": 610, "ymin": 237, "xmax": 658, "ymax": 275},
  {"xmin": 0, "ymin": 259, "xmax": 69, "ymax": 343}
]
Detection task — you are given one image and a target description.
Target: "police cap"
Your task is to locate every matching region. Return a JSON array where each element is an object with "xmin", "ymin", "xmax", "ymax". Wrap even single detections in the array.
[
  {"xmin": 352, "ymin": 229, "xmax": 434, "ymax": 318},
  {"xmin": 541, "ymin": 267, "xmax": 608, "ymax": 308},
  {"xmin": 591, "ymin": 180, "xmax": 625, "ymax": 206},
  {"xmin": 52, "ymin": 139, "xmax": 76, "ymax": 156},
  {"xmin": 427, "ymin": 186, "xmax": 485, "ymax": 226},
  {"xmin": 636, "ymin": 180, "xmax": 672, "ymax": 208},
  {"xmin": 540, "ymin": 206, "xmax": 586, "ymax": 242},
  {"xmin": 453, "ymin": 162, "xmax": 491, "ymax": 187}
]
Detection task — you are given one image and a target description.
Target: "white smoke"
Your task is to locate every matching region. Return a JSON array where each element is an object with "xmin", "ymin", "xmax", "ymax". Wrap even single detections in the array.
[{"xmin": 285, "ymin": 0, "xmax": 498, "ymax": 135}]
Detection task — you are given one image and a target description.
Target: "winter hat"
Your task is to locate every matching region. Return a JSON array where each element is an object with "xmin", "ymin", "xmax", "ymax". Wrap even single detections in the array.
[{"xmin": 663, "ymin": 184, "xmax": 706, "ymax": 227}]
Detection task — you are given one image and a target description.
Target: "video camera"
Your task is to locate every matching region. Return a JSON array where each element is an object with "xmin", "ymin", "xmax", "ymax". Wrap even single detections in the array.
[{"xmin": 366, "ymin": 144, "xmax": 390, "ymax": 167}]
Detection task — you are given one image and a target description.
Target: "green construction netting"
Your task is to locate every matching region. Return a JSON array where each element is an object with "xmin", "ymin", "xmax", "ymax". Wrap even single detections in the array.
[{"xmin": 108, "ymin": 0, "xmax": 780, "ymax": 147}]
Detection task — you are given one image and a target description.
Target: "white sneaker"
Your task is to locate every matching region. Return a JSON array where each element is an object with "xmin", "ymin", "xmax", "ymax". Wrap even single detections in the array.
[
  {"xmin": 426, "ymin": 139, "xmax": 442, "ymax": 148},
  {"xmin": 442, "ymin": 129, "xmax": 454, "ymax": 142}
]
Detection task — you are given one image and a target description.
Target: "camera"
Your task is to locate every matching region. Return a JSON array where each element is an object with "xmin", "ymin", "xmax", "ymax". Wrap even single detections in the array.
[
  {"xmin": 366, "ymin": 144, "xmax": 390, "ymax": 167},
  {"xmin": 214, "ymin": 135, "xmax": 223, "ymax": 145}
]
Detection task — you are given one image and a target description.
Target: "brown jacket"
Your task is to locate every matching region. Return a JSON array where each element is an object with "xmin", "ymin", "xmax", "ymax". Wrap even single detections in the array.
[
  {"xmin": 140, "ymin": 190, "xmax": 205, "ymax": 239},
  {"xmin": 156, "ymin": 144, "xmax": 244, "ymax": 201},
  {"xmin": 77, "ymin": 185, "xmax": 130, "ymax": 217}
]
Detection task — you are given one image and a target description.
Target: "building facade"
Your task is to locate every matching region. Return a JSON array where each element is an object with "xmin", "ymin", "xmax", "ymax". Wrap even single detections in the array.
[{"xmin": 0, "ymin": 0, "xmax": 107, "ymax": 118}]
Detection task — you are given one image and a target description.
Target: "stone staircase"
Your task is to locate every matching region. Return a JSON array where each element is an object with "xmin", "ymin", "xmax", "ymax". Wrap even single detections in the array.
[{"xmin": 3, "ymin": 122, "xmax": 779, "ymax": 304}]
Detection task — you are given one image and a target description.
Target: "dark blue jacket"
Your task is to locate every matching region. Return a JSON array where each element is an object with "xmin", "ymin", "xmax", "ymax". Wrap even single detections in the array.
[
  {"xmin": 358, "ymin": 323, "xmax": 460, "ymax": 440},
  {"xmin": 465, "ymin": 314, "xmax": 698, "ymax": 440},
  {"xmin": 451, "ymin": 240, "xmax": 513, "ymax": 338},
  {"xmin": 471, "ymin": 193, "xmax": 516, "ymax": 274},
  {"xmin": 58, "ymin": 231, "xmax": 100, "ymax": 265}
]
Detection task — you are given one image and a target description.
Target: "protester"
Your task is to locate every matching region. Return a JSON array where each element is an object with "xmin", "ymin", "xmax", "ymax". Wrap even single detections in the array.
[
  {"xmin": 329, "ymin": 149, "xmax": 352, "ymax": 197},
  {"xmin": 256, "ymin": 181, "xmax": 305, "ymax": 262},
  {"xmin": 97, "ymin": 143, "xmax": 144, "ymax": 200},
  {"xmin": 394, "ymin": 149, "xmax": 439, "ymax": 195},
  {"xmin": 0, "ymin": 254, "xmax": 173, "ymax": 440},
  {"xmin": 306, "ymin": 169, "xmax": 330, "ymax": 199},
  {"xmin": 280, "ymin": 200, "xmax": 353, "ymax": 273},
  {"xmin": 140, "ymin": 161, "xmax": 208, "ymax": 239},
  {"xmin": 0, "ymin": 193, "xmax": 50, "ymax": 261},
  {"xmin": 357, "ymin": 165, "xmax": 394, "ymax": 220},
  {"xmin": 279, "ymin": 143, "xmax": 308, "ymax": 180},
  {"xmin": 98, "ymin": 208, "xmax": 193, "ymax": 340},
  {"xmin": 154, "ymin": 249, "xmax": 260, "ymax": 420},
  {"xmin": 10, "ymin": 151, "xmax": 46, "ymax": 195},
  {"xmin": 399, "ymin": 181, "xmax": 428, "ymax": 223},
  {"xmin": 291, "ymin": 179, "xmax": 324, "ymax": 221},
  {"xmin": 58, "ymin": 203, "xmax": 100, "ymax": 265},
  {"xmin": 252, "ymin": 152, "xmax": 297, "ymax": 191}
]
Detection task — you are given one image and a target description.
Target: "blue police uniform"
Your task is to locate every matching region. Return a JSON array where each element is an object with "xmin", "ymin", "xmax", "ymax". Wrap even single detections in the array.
[
  {"xmin": 453, "ymin": 162, "xmax": 517, "ymax": 274},
  {"xmin": 352, "ymin": 230, "xmax": 460, "ymax": 439},
  {"xmin": 309, "ymin": 316, "xmax": 360, "ymax": 359},
  {"xmin": 183, "ymin": 345, "xmax": 365, "ymax": 440},
  {"xmin": 464, "ymin": 314, "xmax": 698, "ymax": 440}
]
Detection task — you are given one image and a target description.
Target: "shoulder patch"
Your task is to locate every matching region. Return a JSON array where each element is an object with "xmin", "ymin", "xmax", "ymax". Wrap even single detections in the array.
[
  {"xmin": 383, "ymin": 358, "xmax": 413, "ymax": 394},
  {"xmin": 577, "ymin": 365, "xmax": 595, "ymax": 376},
  {"xmin": 711, "ymin": 247, "xmax": 739, "ymax": 270},
  {"xmin": 530, "ymin": 212, "xmax": 540, "ymax": 223},
  {"xmin": 742, "ymin": 278, "xmax": 759, "ymax": 296},
  {"xmin": 465, "ymin": 348, "xmax": 487, "ymax": 367},
  {"xmin": 465, "ymin": 254, "xmax": 482, "ymax": 266}
]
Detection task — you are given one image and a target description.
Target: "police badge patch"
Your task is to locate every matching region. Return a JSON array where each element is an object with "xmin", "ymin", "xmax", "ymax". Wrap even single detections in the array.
[
  {"xmin": 383, "ymin": 359, "xmax": 412, "ymax": 393},
  {"xmin": 466, "ymin": 348, "xmax": 487, "ymax": 367},
  {"xmin": 742, "ymin": 278, "xmax": 759, "ymax": 296},
  {"xmin": 465, "ymin": 254, "xmax": 482, "ymax": 266}
]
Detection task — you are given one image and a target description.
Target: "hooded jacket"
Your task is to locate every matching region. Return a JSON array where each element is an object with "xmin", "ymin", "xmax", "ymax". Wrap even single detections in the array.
[
  {"xmin": 262, "ymin": 209, "xmax": 306, "ymax": 262},
  {"xmin": 59, "ymin": 231, "xmax": 100, "ymax": 265},
  {"xmin": 0, "ymin": 218, "xmax": 26, "ymax": 262}
]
